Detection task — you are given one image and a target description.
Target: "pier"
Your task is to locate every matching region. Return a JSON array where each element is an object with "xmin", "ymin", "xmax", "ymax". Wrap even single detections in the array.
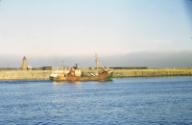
[{"xmin": 0, "ymin": 68, "xmax": 192, "ymax": 80}]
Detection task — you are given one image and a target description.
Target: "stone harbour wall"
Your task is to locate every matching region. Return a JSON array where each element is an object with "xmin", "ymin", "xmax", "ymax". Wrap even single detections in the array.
[
  {"xmin": 0, "ymin": 68, "xmax": 192, "ymax": 80},
  {"xmin": 0, "ymin": 70, "xmax": 52, "ymax": 80}
]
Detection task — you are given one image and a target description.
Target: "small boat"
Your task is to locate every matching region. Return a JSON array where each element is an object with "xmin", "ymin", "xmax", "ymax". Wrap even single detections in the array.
[
  {"xmin": 49, "ymin": 70, "xmax": 113, "ymax": 82},
  {"xmin": 49, "ymin": 54, "xmax": 113, "ymax": 82}
]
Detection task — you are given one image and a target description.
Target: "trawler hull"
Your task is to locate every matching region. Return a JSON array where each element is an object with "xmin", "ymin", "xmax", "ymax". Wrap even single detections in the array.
[{"xmin": 49, "ymin": 73, "xmax": 113, "ymax": 82}]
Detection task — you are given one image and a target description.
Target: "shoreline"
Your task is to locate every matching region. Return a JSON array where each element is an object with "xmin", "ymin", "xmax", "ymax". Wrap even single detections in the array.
[{"xmin": 0, "ymin": 68, "xmax": 191, "ymax": 80}]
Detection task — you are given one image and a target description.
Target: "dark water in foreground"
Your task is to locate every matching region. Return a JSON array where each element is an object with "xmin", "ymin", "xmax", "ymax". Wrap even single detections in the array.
[{"xmin": 0, "ymin": 77, "xmax": 192, "ymax": 125}]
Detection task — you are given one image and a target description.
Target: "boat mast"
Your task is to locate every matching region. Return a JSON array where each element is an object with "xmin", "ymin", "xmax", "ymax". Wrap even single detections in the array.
[{"xmin": 95, "ymin": 53, "xmax": 99, "ymax": 72}]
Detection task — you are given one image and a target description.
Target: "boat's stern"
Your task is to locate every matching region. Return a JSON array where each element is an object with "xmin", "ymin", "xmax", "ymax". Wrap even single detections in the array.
[{"xmin": 49, "ymin": 73, "xmax": 58, "ymax": 81}]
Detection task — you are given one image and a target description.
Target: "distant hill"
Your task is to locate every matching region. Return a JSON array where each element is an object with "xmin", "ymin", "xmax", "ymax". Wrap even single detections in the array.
[{"xmin": 0, "ymin": 51, "xmax": 191, "ymax": 68}]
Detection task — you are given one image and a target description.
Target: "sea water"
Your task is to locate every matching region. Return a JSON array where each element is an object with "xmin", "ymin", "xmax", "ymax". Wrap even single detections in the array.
[{"xmin": 0, "ymin": 77, "xmax": 192, "ymax": 125}]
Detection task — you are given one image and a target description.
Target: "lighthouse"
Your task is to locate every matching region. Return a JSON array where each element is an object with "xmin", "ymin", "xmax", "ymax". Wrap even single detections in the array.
[{"xmin": 20, "ymin": 56, "xmax": 28, "ymax": 70}]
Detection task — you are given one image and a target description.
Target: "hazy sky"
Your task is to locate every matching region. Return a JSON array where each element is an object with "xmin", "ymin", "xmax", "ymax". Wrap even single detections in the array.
[{"xmin": 0, "ymin": 0, "xmax": 191, "ymax": 57}]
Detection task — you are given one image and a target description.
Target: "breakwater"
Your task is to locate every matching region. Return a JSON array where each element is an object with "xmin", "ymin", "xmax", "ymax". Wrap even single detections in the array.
[
  {"xmin": 112, "ymin": 68, "xmax": 192, "ymax": 77},
  {"xmin": 0, "ymin": 68, "xmax": 192, "ymax": 80},
  {"xmin": 0, "ymin": 70, "xmax": 51, "ymax": 80}
]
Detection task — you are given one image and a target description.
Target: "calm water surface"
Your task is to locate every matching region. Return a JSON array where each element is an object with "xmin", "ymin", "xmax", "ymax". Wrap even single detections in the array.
[{"xmin": 0, "ymin": 77, "xmax": 192, "ymax": 125}]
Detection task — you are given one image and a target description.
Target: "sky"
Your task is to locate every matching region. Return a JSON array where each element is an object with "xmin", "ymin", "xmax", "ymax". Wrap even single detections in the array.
[{"xmin": 0, "ymin": 0, "xmax": 192, "ymax": 67}]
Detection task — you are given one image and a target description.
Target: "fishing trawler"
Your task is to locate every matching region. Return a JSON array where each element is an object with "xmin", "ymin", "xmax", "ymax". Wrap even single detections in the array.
[{"xmin": 49, "ymin": 55, "xmax": 113, "ymax": 82}]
